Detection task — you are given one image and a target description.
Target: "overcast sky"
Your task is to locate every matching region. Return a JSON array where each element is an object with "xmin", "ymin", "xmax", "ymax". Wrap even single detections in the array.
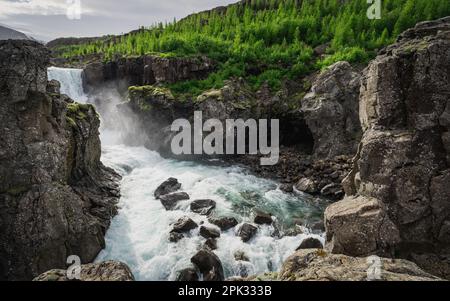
[{"xmin": 0, "ymin": 0, "xmax": 239, "ymax": 41}]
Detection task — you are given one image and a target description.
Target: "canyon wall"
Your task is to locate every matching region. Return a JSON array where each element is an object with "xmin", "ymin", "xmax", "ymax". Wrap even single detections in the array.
[
  {"xmin": 0, "ymin": 40, "xmax": 120, "ymax": 280},
  {"xmin": 325, "ymin": 17, "xmax": 450, "ymax": 278}
]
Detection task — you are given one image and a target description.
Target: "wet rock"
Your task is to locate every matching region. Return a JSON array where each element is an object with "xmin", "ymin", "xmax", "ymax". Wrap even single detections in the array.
[
  {"xmin": 169, "ymin": 232, "xmax": 184, "ymax": 243},
  {"xmin": 191, "ymin": 249, "xmax": 224, "ymax": 281},
  {"xmin": 204, "ymin": 238, "xmax": 218, "ymax": 250},
  {"xmin": 160, "ymin": 192, "xmax": 190, "ymax": 210},
  {"xmin": 279, "ymin": 184, "xmax": 293, "ymax": 193},
  {"xmin": 311, "ymin": 221, "xmax": 325, "ymax": 233},
  {"xmin": 175, "ymin": 268, "xmax": 199, "ymax": 281},
  {"xmin": 171, "ymin": 217, "xmax": 198, "ymax": 233},
  {"xmin": 199, "ymin": 226, "xmax": 221, "ymax": 239},
  {"xmin": 190, "ymin": 199, "xmax": 216, "ymax": 215},
  {"xmin": 208, "ymin": 216, "xmax": 238, "ymax": 231},
  {"xmin": 254, "ymin": 211, "xmax": 273, "ymax": 225},
  {"xmin": 234, "ymin": 251, "xmax": 250, "ymax": 262},
  {"xmin": 237, "ymin": 224, "xmax": 258, "ymax": 242},
  {"xmin": 295, "ymin": 178, "xmax": 317, "ymax": 194},
  {"xmin": 296, "ymin": 237, "xmax": 323, "ymax": 250},
  {"xmin": 154, "ymin": 178, "xmax": 181, "ymax": 199},
  {"xmin": 34, "ymin": 261, "xmax": 134, "ymax": 281}
]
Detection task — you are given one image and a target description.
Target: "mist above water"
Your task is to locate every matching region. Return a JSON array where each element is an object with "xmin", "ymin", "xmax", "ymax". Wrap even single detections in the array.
[{"xmin": 48, "ymin": 67, "xmax": 325, "ymax": 280}]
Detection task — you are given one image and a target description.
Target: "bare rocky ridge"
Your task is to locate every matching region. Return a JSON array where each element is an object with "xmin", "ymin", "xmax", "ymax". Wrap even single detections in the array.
[
  {"xmin": 0, "ymin": 40, "xmax": 121, "ymax": 280},
  {"xmin": 325, "ymin": 17, "xmax": 450, "ymax": 279}
]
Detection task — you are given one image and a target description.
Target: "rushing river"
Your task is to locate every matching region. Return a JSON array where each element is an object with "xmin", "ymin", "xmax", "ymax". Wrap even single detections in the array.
[{"xmin": 48, "ymin": 67, "xmax": 325, "ymax": 281}]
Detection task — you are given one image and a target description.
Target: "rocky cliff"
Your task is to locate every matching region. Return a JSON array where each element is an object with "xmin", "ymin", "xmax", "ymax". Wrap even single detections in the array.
[
  {"xmin": 83, "ymin": 55, "xmax": 215, "ymax": 93},
  {"xmin": 0, "ymin": 40, "xmax": 120, "ymax": 280},
  {"xmin": 325, "ymin": 17, "xmax": 450, "ymax": 279}
]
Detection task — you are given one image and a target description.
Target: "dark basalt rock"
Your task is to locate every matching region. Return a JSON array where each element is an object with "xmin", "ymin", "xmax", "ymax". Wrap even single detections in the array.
[
  {"xmin": 254, "ymin": 211, "xmax": 273, "ymax": 225},
  {"xmin": 169, "ymin": 232, "xmax": 184, "ymax": 243},
  {"xmin": 175, "ymin": 267, "xmax": 199, "ymax": 281},
  {"xmin": 204, "ymin": 238, "xmax": 218, "ymax": 250},
  {"xmin": 160, "ymin": 192, "xmax": 190, "ymax": 210},
  {"xmin": 199, "ymin": 226, "xmax": 220, "ymax": 239},
  {"xmin": 296, "ymin": 237, "xmax": 323, "ymax": 250},
  {"xmin": 170, "ymin": 217, "xmax": 198, "ymax": 233},
  {"xmin": 0, "ymin": 40, "xmax": 120, "ymax": 280},
  {"xmin": 191, "ymin": 249, "xmax": 224, "ymax": 281},
  {"xmin": 234, "ymin": 251, "xmax": 250, "ymax": 262},
  {"xmin": 154, "ymin": 178, "xmax": 181, "ymax": 199},
  {"xmin": 237, "ymin": 224, "xmax": 258, "ymax": 243},
  {"xmin": 208, "ymin": 216, "xmax": 238, "ymax": 231},
  {"xmin": 190, "ymin": 199, "xmax": 216, "ymax": 215}
]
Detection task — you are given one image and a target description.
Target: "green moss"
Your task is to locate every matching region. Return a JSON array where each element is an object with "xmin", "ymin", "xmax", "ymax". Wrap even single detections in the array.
[
  {"xmin": 129, "ymin": 85, "xmax": 175, "ymax": 100},
  {"xmin": 195, "ymin": 89, "xmax": 223, "ymax": 103},
  {"xmin": 65, "ymin": 116, "xmax": 77, "ymax": 128},
  {"xmin": 67, "ymin": 103, "xmax": 91, "ymax": 120}
]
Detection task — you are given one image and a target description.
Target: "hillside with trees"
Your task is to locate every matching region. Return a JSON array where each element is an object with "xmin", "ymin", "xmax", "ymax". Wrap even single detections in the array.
[{"xmin": 54, "ymin": 0, "xmax": 450, "ymax": 95}]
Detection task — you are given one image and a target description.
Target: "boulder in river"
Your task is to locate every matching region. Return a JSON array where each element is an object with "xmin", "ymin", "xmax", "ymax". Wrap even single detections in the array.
[
  {"xmin": 234, "ymin": 250, "xmax": 250, "ymax": 262},
  {"xmin": 296, "ymin": 237, "xmax": 323, "ymax": 250},
  {"xmin": 204, "ymin": 238, "xmax": 218, "ymax": 250},
  {"xmin": 190, "ymin": 199, "xmax": 216, "ymax": 215},
  {"xmin": 170, "ymin": 216, "xmax": 198, "ymax": 233},
  {"xmin": 154, "ymin": 178, "xmax": 181, "ymax": 199},
  {"xmin": 169, "ymin": 232, "xmax": 184, "ymax": 243},
  {"xmin": 208, "ymin": 216, "xmax": 238, "ymax": 231},
  {"xmin": 200, "ymin": 226, "xmax": 221, "ymax": 239},
  {"xmin": 295, "ymin": 178, "xmax": 317, "ymax": 194},
  {"xmin": 254, "ymin": 211, "xmax": 273, "ymax": 225},
  {"xmin": 191, "ymin": 249, "xmax": 224, "ymax": 281},
  {"xmin": 175, "ymin": 267, "xmax": 199, "ymax": 281},
  {"xmin": 237, "ymin": 223, "xmax": 258, "ymax": 242},
  {"xmin": 160, "ymin": 192, "xmax": 190, "ymax": 210}
]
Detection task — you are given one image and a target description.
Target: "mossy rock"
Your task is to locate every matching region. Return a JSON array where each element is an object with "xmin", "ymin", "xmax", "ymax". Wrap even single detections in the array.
[
  {"xmin": 66, "ymin": 103, "xmax": 93, "ymax": 120},
  {"xmin": 195, "ymin": 89, "xmax": 224, "ymax": 103},
  {"xmin": 129, "ymin": 85, "xmax": 175, "ymax": 100}
]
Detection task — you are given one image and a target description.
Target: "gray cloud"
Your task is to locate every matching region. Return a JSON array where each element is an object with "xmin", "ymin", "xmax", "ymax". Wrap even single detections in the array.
[{"xmin": 0, "ymin": 0, "xmax": 239, "ymax": 41}]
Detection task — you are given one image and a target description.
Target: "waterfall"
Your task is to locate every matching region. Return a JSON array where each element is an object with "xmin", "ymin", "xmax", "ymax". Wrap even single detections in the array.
[
  {"xmin": 48, "ymin": 66, "xmax": 87, "ymax": 103},
  {"xmin": 47, "ymin": 67, "xmax": 325, "ymax": 281}
]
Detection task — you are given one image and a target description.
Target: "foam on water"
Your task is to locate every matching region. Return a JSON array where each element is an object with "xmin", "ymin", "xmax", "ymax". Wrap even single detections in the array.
[
  {"xmin": 48, "ymin": 67, "xmax": 325, "ymax": 281},
  {"xmin": 97, "ymin": 144, "xmax": 324, "ymax": 280}
]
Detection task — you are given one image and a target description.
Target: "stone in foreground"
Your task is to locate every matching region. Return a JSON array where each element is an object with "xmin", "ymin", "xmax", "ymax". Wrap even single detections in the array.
[
  {"xmin": 33, "ymin": 261, "xmax": 134, "ymax": 281},
  {"xmin": 190, "ymin": 199, "xmax": 216, "ymax": 215},
  {"xmin": 154, "ymin": 178, "xmax": 181, "ymax": 199},
  {"xmin": 191, "ymin": 249, "xmax": 224, "ymax": 281}
]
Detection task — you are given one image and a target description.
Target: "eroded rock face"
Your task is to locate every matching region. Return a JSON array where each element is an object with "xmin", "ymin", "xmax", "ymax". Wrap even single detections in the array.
[
  {"xmin": 83, "ymin": 55, "xmax": 215, "ymax": 93},
  {"xmin": 33, "ymin": 261, "xmax": 134, "ymax": 281},
  {"xmin": 301, "ymin": 61, "xmax": 362, "ymax": 159},
  {"xmin": 325, "ymin": 17, "xmax": 450, "ymax": 274},
  {"xmin": 0, "ymin": 40, "xmax": 120, "ymax": 280},
  {"xmin": 278, "ymin": 250, "xmax": 441, "ymax": 281}
]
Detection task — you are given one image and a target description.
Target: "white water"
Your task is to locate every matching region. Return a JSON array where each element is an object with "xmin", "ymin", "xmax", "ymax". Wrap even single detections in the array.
[
  {"xmin": 48, "ymin": 67, "xmax": 325, "ymax": 281},
  {"xmin": 48, "ymin": 67, "xmax": 87, "ymax": 103}
]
